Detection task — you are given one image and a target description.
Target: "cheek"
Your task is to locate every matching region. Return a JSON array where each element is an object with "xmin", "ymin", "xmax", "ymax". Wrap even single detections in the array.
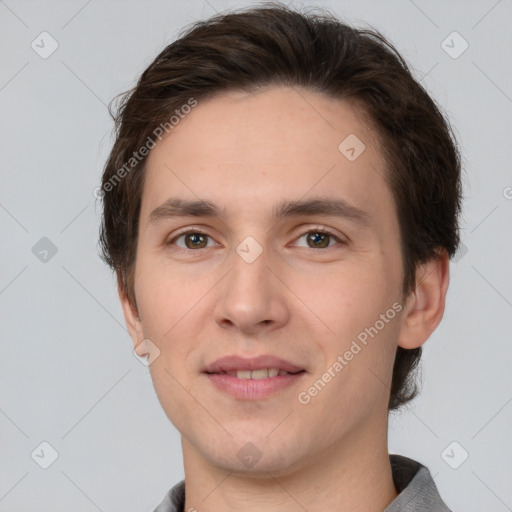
[
  {"xmin": 134, "ymin": 260, "xmax": 211, "ymax": 377},
  {"xmin": 136, "ymin": 281, "xmax": 172, "ymax": 336},
  {"xmin": 135, "ymin": 251, "xmax": 192, "ymax": 327},
  {"xmin": 300, "ymin": 265, "xmax": 392, "ymax": 337},
  {"xmin": 300, "ymin": 262, "xmax": 400, "ymax": 387}
]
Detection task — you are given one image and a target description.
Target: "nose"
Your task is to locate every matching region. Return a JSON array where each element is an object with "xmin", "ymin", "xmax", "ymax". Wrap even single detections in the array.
[{"xmin": 213, "ymin": 240, "xmax": 290, "ymax": 336}]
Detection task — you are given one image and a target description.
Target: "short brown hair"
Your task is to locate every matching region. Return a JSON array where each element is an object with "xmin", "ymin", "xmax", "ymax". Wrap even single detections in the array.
[{"xmin": 98, "ymin": 2, "xmax": 462, "ymax": 411}]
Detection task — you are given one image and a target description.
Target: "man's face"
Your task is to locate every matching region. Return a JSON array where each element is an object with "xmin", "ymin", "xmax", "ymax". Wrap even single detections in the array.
[{"xmin": 127, "ymin": 86, "xmax": 407, "ymax": 474}]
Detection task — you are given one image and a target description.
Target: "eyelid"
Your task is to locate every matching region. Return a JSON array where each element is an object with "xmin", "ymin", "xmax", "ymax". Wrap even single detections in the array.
[
  {"xmin": 166, "ymin": 225, "xmax": 219, "ymax": 248},
  {"xmin": 296, "ymin": 224, "xmax": 347, "ymax": 243}
]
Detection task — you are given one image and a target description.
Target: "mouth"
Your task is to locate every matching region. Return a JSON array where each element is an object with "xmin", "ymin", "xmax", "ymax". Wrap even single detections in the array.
[{"xmin": 203, "ymin": 355, "xmax": 307, "ymax": 400}]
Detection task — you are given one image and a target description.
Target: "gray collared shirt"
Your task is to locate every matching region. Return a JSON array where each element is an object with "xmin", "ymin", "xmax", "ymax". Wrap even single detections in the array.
[{"xmin": 153, "ymin": 454, "xmax": 452, "ymax": 511}]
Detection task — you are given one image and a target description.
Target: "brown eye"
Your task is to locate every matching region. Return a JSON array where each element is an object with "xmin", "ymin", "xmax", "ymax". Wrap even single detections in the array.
[
  {"xmin": 306, "ymin": 232, "xmax": 331, "ymax": 248},
  {"xmin": 295, "ymin": 229, "xmax": 343, "ymax": 249},
  {"xmin": 183, "ymin": 232, "xmax": 208, "ymax": 249},
  {"xmin": 168, "ymin": 231, "xmax": 214, "ymax": 250}
]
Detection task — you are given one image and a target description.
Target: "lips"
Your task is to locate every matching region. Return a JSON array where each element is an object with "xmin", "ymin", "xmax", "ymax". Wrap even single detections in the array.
[
  {"xmin": 204, "ymin": 355, "xmax": 307, "ymax": 400},
  {"xmin": 203, "ymin": 355, "xmax": 305, "ymax": 375}
]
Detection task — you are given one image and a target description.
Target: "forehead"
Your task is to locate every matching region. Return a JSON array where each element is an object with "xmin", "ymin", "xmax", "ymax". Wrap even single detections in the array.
[{"xmin": 141, "ymin": 85, "xmax": 393, "ymax": 226}]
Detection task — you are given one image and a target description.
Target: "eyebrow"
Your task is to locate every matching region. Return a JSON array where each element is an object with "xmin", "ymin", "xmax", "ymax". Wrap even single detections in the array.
[{"xmin": 148, "ymin": 196, "xmax": 372, "ymax": 228}]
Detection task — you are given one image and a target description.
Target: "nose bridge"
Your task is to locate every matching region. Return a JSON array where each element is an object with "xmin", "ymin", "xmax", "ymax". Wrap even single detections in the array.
[
  {"xmin": 214, "ymin": 231, "xmax": 288, "ymax": 332},
  {"xmin": 230, "ymin": 233, "xmax": 272, "ymax": 299}
]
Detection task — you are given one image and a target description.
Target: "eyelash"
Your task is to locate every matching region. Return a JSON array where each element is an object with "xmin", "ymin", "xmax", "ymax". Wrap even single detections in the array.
[{"xmin": 166, "ymin": 226, "xmax": 345, "ymax": 252}]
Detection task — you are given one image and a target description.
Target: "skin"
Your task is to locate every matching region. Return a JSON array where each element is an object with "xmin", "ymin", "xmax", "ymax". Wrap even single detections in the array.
[{"xmin": 119, "ymin": 85, "xmax": 449, "ymax": 512}]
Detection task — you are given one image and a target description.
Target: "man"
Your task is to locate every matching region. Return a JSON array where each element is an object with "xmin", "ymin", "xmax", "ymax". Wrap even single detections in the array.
[{"xmin": 99, "ymin": 3, "xmax": 461, "ymax": 511}]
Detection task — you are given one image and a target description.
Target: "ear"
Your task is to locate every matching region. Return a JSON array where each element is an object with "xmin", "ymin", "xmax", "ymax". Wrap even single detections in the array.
[
  {"xmin": 116, "ymin": 270, "xmax": 147, "ymax": 357},
  {"xmin": 397, "ymin": 249, "xmax": 450, "ymax": 349}
]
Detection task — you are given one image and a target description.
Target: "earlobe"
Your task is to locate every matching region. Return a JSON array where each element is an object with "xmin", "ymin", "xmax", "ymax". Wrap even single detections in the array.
[{"xmin": 397, "ymin": 250, "xmax": 450, "ymax": 350}]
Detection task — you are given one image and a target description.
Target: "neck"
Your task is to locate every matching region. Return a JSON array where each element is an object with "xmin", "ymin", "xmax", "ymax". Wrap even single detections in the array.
[{"xmin": 181, "ymin": 419, "xmax": 398, "ymax": 512}]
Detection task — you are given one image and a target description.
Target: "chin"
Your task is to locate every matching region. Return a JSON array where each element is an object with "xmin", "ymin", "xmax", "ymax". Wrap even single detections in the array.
[
  {"xmin": 210, "ymin": 450, "xmax": 304, "ymax": 477},
  {"xmin": 200, "ymin": 430, "xmax": 308, "ymax": 476}
]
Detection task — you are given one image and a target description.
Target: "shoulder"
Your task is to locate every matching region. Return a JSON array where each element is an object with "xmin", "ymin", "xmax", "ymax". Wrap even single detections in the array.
[
  {"xmin": 153, "ymin": 480, "xmax": 185, "ymax": 512},
  {"xmin": 385, "ymin": 454, "xmax": 452, "ymax": 511}
]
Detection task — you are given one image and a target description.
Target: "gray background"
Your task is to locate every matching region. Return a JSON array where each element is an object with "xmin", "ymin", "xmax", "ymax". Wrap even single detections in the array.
[{"xmin": 1, "ymin": 0, "xmax": 511, "ymax": 510}]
